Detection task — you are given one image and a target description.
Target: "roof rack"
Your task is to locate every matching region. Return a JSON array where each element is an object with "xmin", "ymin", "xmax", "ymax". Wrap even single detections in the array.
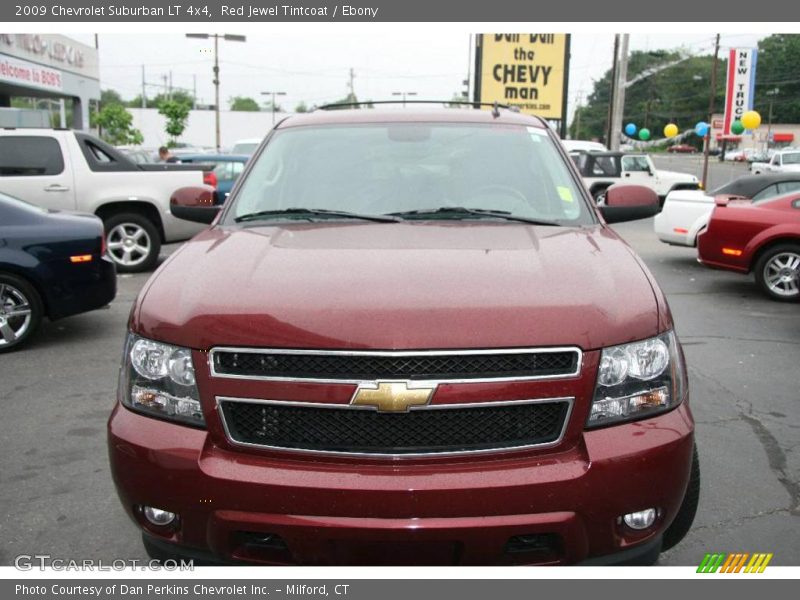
[{"xmin": 313, "ymin": 99, "xmax": 521, "ymax": 117}]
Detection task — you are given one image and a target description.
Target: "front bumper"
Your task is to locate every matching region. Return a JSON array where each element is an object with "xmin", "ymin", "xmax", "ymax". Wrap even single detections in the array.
[{"xmin": 108, "ymin": 401, "xmax": 694, "ymax": 566}]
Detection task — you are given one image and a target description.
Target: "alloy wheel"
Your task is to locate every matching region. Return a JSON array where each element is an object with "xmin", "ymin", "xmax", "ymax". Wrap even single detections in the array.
[
  {"xmin": 763, "ymin": 251, "xmax": 800, "ymax": 298},
  {"xmin": 107, "ymin": 223, "xmax": 152, "ymax": 267},
  {"xmin": 0, "ymin": 282, "xmax": 33, "ymax": 347}
]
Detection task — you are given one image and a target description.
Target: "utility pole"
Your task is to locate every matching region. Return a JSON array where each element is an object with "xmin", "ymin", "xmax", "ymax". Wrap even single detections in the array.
[
  {"xmin": 392, "ymin": 91, "xmax": 418, "ymax": 107},
  {"xmin": 701, "ymin": 33, "xmax": 720, "ymax": 191},
  {"xmin": 261, "ymin": 91, "xmax": 287, "ymax": 124},
  {"xmin": 168, "ymin": 71, "xmax": 173, "ymax": 101},
  {"xmin": 606, "ymin": 34, "xmax": 619, "ymax": 147},
  {"xmin": 192, "ymin": 74, "xmax": 197, "ymax": 109},
  {"xmin": 573, "ymin": 91, "xmax": 583, "ymax": 139},
  {"xmin": 141, "ymin": 65, "xmax": 146, "ymax": 109},
  {"xmin": 186, "ymin": 33, "xmax": 246, "ymax": 151},
  {"xmin": 610, "ymin": 34, "xmax": 630, "ymax": 151},
  {"xmin": 348, "ymin": 68, "xmax": 356, "ymax": 100}
]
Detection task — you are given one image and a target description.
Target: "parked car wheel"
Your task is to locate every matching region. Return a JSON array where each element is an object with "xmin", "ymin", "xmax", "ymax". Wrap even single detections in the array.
[
  {"xmin": 0, "ymin": 272, "xmax": 43, "ymax": 353},
  {"xmin": 754, "ymin": 243, "xmax": 800, "ymax": 302},
  {"xmin": 104, "ymin": 213, "xmax": 161, "ymax": 273},
  {"xmin": 661, "ymin": 444, "xmax": 700, "ymax": 551}
]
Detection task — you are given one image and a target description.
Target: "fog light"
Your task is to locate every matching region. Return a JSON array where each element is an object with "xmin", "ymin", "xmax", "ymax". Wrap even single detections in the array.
[
  {"xmin": 142, "ymin": 506, "xmax": 176, "ymax": 527},
  {"xmin": 623, "ymin": 508, "xmax": 657, "ymax": 530}
]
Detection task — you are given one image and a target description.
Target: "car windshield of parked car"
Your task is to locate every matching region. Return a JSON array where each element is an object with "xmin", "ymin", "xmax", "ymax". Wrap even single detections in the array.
[
  {"xmin": 782, "ymin": 152, "xmax": 800, "ymax": 165},
  {"xmin": 228, "ymin": 123, "xmax": 593, "ymax": 226}
]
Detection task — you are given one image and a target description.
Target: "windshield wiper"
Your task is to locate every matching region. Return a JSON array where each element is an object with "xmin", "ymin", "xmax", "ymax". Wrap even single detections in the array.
[
  {"xmin": 387, "ymin": 207, "xmax": 560, "ymax": 226},
  {"xmin": 234, "ymin": 208, "xmax": 402, "ymax": 223}
]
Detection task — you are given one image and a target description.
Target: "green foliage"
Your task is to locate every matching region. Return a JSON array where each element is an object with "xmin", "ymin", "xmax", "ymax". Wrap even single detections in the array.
[
  {"xmin": 294, "ymin": 101, "xmax": 309, "ymax": 113},
  {"xmin": 91, "ymin": 103, "xmax": 143, "ymax": 146},
  {"xmin": 229, "ymin": 96, "xmax": 260, "ymax": 111},
  {"xmin": 100, "ymin": 89, "xmax": 124, "ymax": 107},
  {"xmin": 571, "ymin": 50, "xmax": 726, "ymax": 142},
  {"xmin": 158, "ymin": 99, "xmax": 191, "ymax": 146},
  {"xmin": 753, "ymin": 34, "xmax": 800, "ymax": 123},
  {"xmin": 324, "ymin": 93, "xmax": 359, "ymax": 110}
]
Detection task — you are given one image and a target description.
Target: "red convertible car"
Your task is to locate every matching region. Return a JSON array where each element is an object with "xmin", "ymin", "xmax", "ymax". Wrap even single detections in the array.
[{"xmin": 697, "ymin": 192, "xmax": 800, "ymax": 301}]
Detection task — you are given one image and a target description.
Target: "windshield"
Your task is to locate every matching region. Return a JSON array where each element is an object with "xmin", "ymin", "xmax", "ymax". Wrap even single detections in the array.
[
  {"xmin": 225, "ymin": 123, "xmax": 593, "ymax": 226},
  {"xmin": 782, "ymin": 152, "xmax": 800, "ymax": 165}
]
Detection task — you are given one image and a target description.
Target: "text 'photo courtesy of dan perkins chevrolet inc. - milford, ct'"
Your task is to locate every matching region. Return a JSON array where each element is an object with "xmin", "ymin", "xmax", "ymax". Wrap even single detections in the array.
[{"xmin": 44, "ymin": 4, "xmax": 381, "ymax": 18}]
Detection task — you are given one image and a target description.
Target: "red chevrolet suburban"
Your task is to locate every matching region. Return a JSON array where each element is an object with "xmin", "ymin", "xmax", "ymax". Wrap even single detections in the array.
[{"xmin": 108, "ymin": 106, "xmax": 698, "ymax": 565}]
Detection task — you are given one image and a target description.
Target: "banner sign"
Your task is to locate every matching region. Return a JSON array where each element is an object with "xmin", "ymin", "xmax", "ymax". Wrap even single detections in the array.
[
  {"xmin": 0, "ymin": 54, "xmax": 62, "ymax": 91},
  {"xmin": 475, "ymin": 34, "xmax": 569, "ymax": 124},
  {"xmin": 723, "ymin": 48, "xmax": 757, "ymax": 135}
]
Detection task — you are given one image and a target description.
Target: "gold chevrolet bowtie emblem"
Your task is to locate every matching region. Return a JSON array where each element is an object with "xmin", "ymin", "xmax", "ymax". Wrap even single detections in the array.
[{"xmin": 351, "ymin": 381, "xmax": 435, "ymax": 412}]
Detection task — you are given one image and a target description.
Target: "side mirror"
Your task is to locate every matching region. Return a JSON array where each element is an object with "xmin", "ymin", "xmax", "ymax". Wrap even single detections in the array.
[
  {"xmin": 600, "ymin": 184, "xmax": 660, "ymax": 223},
  {"xmin": 170, "ymin": 186, "xmax": 221, "ymax": 224}
]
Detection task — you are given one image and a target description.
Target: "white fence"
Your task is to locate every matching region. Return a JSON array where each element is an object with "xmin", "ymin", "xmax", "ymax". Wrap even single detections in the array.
[{"xmin": 128, "ymin": 107, "xmax": 290, "ymax": 150}]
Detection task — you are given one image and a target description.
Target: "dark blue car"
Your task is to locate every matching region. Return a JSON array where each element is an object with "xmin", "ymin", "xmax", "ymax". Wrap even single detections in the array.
[
  {"xmin": 174, "ymin": 154, "xmax": 248, "ymax": 205},
  {"xmin": 0, "ymin": 192, "xmax": 116, "ymax": 352}
]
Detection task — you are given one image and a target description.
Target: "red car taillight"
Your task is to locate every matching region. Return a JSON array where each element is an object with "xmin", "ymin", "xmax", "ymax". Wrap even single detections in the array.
[{"xmin": 204, "ymin": 171, "xmax": 218, "ymax": 189}]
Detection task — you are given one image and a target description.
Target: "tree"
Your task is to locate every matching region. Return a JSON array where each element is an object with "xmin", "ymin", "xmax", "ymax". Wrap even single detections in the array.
[
  {"xmin": 294, "ymin": 101, "xmax": 309, "ymax": 113},
  {"xmin": 92, "ymin": 103, "xmax": 143, "ymax": 145},
  {"xmin": 158, "ymin": 100, "xmax": 191, "ymax": 146},
  {"xmin": 229, "ymin": 96, "xmax": 260, "ymax": 111},
  {"xmin": 101, "ymin": 89, "xmax": 124, "ymax": 107},
  {"xmin": 569, "ymin": 50, "xmax": 726, "ymax": 143},
  {"xmin": 754, "ymin": 34, "xmax": 800, "ymax": 124}
]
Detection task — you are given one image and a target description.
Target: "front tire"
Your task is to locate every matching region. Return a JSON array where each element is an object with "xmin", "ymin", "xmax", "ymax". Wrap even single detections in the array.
[
  {"xmin": 754, "ymin": 244, "xmax": 800, "ymax": 302},
  {"xmin": 0, "ymin": 272, "xmax": 44, "ymax": 353},
  {"xmin": 104, "ymin": 213, "xmax": 161, "ymax": 273}
]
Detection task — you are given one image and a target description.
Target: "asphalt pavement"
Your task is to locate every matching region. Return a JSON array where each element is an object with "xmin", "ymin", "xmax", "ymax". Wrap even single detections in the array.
[{"xmin": 0, "ymin": 164, "xmax": 797, "ymax": 566}]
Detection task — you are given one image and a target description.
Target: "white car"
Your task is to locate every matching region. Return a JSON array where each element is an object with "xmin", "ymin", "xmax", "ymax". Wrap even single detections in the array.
[
  {"xmin": 750, "ymin": 149, "xmax": 800, "ymax": 174},
  {"xmin": 231, "ymin": 138, "xmax": 263, "ymax": 155},
  {"xmin": 654, "ymin": 173, "xmax": 800, "ymax": 246},
  {"xmin": 0, "ymin": 129, "xmax": 209, "ymax": 272},
  {"xmin": 561, "ymin": 139, "xmax": 608, "ymax": 153},
  {"xmin": 571, "ymin": 151, "xmax": 699, "ymax": 203}
]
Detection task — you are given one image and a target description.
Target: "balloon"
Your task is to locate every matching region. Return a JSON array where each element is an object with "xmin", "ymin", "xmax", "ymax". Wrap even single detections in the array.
[
  {"xmin": 624, "ymin": 123, "xmax": 637, "ymax": 136},
  {"xmin": 663, "ymin": 123, "xmax": 679, "ymax": 138},
  {"xmin": 731, "ymin": 120, "xmax": 745, "ymax": 135},
  {"xmin": 695, "ymin": 121, "xmax": 709, "ymax": 137},
  {"xmin": 741, "ymin": 110, "xmax": 761, "ymax": 130},
  {"xmin": 638, "ymin": 128, "xmax": 651, "ymax": 141}
]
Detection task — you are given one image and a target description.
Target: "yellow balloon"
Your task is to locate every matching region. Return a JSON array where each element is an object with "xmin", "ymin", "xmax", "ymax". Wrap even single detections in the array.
[
  {"xmin": 741, "ymin": 111, "xmax": 762, "ymax": 130},
  {"xmin": 664, "ymin": 123, "xmax": 679, "ymax": 138}
]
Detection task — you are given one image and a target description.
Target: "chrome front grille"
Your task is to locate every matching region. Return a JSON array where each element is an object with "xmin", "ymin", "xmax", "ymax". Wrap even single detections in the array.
[
  {"xmin": 210, "ymin": 347, "xmax": 582, "ymax": 383},
  {"xmin": 217, "ymin": 397, "xmax": 573, "ymax": 456}
]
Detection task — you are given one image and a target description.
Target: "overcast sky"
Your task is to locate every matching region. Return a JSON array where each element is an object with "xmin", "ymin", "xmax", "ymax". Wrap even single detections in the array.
[{"xmin": 71, "ymin": 32, "xmax": 764, "ymax": 121}]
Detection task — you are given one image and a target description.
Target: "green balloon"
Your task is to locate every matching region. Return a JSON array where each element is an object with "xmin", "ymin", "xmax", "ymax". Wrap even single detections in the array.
[
  {"xmin": 638, "ymin": 128, "xmax": 651, "ymax": 141},
  {"xmin": 731, "ymin": 120, "xmax": 745, "ymax": 135}
]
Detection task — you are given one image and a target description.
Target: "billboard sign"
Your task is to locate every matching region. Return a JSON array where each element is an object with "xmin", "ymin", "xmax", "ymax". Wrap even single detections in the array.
[
  {"xmin": 475, "ymin": 34, "xmax": 569, "ymax": 123},
  {"xmin": 723, "ymin": 48, "xmax": 757, "ymax": 135}
]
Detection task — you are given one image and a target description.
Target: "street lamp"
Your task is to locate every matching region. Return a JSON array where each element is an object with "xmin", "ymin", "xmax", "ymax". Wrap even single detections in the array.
[
  {"xmin": 186, "ymin": 33, "xmax": 246, "ymax": 151},
  {"xmin": 261, "ymin": 91, "xmax": 287, "ymax": 124},
  {"xmin": 391, "ymin": 91, "xmax": 418, "ymax": 107}
]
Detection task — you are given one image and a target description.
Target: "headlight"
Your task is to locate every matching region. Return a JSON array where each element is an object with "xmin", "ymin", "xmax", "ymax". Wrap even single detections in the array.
[
  {"xmin": 587, "ymin": 331, "xmax": 686, "ymax": 428},
  {"xmin": 118, "ymin": 333, "xmax": 205, "ymax": 427}
]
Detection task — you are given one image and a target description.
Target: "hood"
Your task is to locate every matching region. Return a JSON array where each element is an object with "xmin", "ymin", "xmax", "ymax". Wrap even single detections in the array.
[
  {"xmin": 657, "ymin": 169, "xmax": 698, "ymax": 181},
  {"xmin": 134, "ymin": 223, "xmax": 661, "ymax": 351}
]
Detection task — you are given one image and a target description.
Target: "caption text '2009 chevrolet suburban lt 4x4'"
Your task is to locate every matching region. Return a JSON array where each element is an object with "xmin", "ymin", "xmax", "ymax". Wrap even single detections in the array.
[{"xmin": 108, "ymin": 106, "xmax": 699, "ymax": 566}]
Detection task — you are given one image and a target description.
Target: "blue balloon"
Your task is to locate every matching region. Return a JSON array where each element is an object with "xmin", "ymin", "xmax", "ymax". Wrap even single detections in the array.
[
  {"xmin": 624, "ymin": 123, "xmax": 637, "ymax": 136},
  {"xmin": 695, "ymin": 121, "xmax": 709, "ymax": 137}
]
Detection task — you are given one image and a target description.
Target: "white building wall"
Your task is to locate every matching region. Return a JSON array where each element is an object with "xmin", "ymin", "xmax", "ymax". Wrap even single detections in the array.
[{"xmin": 128, "ymin": 108, "xmax": 290, "ymax": 150}]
